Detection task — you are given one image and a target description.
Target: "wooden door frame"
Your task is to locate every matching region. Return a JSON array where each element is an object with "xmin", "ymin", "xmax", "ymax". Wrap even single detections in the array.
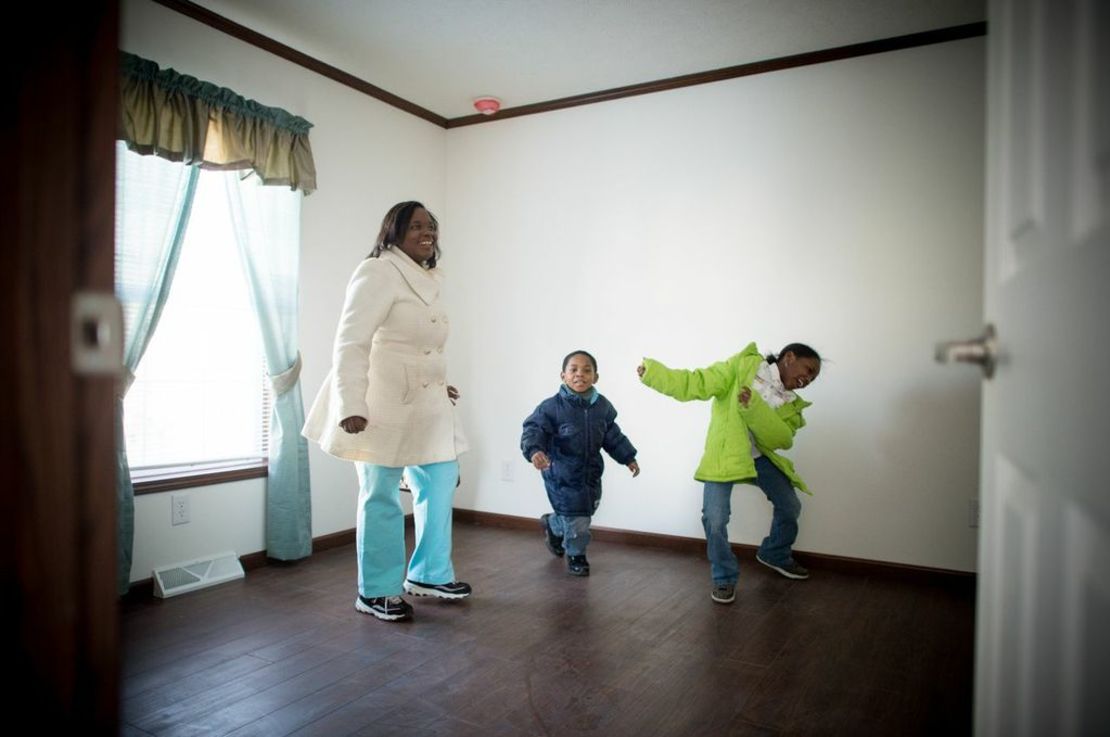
[{"xmin": 1, "ymin": 1, "xmax": 120, "ymax": 730}]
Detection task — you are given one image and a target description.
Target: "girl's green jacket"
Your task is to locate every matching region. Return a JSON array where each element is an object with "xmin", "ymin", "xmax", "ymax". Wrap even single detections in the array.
[{"xmin": 640, "ymin": 342, "xmax": 813, "ymax": 493}]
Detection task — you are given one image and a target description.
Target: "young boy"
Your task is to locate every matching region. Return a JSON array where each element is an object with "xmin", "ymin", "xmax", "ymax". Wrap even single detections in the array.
[{"xmin": 521, "ymin": 350, "xmax": 640, "ymax": 576}]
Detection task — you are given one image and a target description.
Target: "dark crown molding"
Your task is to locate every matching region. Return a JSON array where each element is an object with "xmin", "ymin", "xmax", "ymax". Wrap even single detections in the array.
[{"xmin": 153, "ymin": 0, "xmax": 985, "ymax": 131}]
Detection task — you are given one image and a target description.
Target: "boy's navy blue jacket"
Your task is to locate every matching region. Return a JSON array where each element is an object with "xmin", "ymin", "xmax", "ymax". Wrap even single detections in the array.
[{"xmin": 521, "ymin": 385, "xmax": 637, "ymax": 517}]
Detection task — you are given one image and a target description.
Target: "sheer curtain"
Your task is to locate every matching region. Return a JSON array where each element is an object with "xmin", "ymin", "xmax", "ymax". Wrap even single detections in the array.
[
  {"xmin": 224, "ymin": 172, "xmax": 311, "ymax": 560},
  {"xmin": 114, "ymin": 143, "xmax": 199, "ymax": 594}
]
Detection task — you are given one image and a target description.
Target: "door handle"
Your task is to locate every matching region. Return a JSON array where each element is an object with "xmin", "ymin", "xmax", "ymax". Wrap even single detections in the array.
[
  {"xmin": 935, "ymin": 324, "xmax": 996, "ymax": 379},
  {"xmin": 71, "ymin": 291, "xmax": 123, "ymax": 376}
]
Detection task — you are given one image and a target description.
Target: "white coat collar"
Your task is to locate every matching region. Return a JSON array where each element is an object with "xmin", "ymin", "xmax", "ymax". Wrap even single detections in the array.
[{"xmin": 381, "ymin": 248, "xmax": 442, "ymax": 305}]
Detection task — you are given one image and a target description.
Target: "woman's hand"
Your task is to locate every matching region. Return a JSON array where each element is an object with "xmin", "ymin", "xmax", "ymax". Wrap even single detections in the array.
[
  {"xmin": 447, "ymin": 385, "xmax": 460, "ymax": 405},
  {"xmin": 738, "ymin": 387, "xmax": 752, "ymax": 408},
  {"xmin": 340, "ymin": 416, "xmax": 368, "ymax": 434},
  {"xmin": 636, "ymin": 363, "xmax": 645, "ymax": 377},
  {"xmin": 627, "ymin": 460, "xmax": 640, "ymax": 477},
  {"xmin": 531, "ymin": 451, "xmax": 551, "ymax": 470}
]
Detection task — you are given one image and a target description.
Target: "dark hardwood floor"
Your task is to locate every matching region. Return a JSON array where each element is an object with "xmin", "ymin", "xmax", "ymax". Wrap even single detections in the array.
[{"xmin": 121, "ymin": 521, "xmax": 974, "ymax": 736}]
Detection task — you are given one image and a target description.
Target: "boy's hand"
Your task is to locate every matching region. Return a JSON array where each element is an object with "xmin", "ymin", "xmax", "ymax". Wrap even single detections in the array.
[
  {"xmin": 447, "ymin": 385, "xmax": 460, "ymax": 404},
  {"xmin": 340, "ymin": 416, "xmax": 367, "ymax": 433},
  {"xmin": 627, "ymin": 460, "xmax": 640, "ymax": 477},
  {"xmin": 531, "ymin": 451, "xmax": 551, "ymax": 470},
  {"xmin": 738, "ymin": 387, "xmax": 752, "ymax": 408},
  {"xmin": 636, "ymin": 363, "xmax": 645, "ymax": 377}
]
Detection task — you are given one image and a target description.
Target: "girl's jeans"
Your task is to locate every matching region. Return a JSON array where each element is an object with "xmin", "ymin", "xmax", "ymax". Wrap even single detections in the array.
[
  {"xmin": 701, "ymin": 455, "xmax": 802, "ymax": 584},
  {"xmin": 355, "ymin": 460, "xmax": 459, "ymax": 597}
]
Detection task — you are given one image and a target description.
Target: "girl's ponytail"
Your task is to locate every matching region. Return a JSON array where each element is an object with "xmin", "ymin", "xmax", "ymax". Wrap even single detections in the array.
[{"xmin": 769, "ymin": 342, "xmax": 821, "ymax": 364}]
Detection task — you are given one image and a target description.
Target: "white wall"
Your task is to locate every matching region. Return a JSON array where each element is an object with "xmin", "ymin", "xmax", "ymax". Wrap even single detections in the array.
[
  {"xmin": 123, "ymin": 0, "xmax": 984, "ymax": 578},
  {"xmin": 121, "ymin": 0, "xmax": 443, "ymax": 581},
  {"xmin": 444, "ymin": 38, "xmax": 985, "ymax": 572}
]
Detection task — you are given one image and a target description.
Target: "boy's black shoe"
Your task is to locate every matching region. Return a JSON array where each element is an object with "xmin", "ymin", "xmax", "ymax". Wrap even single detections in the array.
[
  {"xmin": 540, "ymin": 513, "xmax": 565, "ymax": 557},
  {"xmin": 403, "ymin": 580, "xmax": 472, "ymax": 599},
  {"xmin": 355, "ymin": 595, "xmax": 412, "ymax": 621},
  {"xmin": 567, "ymin": 555, "xmax": 590, "ymax": 576}
]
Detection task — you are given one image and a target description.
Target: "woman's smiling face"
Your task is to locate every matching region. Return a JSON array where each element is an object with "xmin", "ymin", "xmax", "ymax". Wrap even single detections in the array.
[{"xmin": 397, "ymin": 207, "xmax": 437, "ymax": 264}]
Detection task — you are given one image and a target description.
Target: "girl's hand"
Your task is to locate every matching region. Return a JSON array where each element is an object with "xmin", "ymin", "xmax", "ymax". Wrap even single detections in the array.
[
  {"xmin": 531, "ymin": 451, "xmax": 551, "ymax": 470},
  {"xmin": 627, "ymin": 460, "xmax": 640, "ymax": 477},
  {"xmin": 636, "ymin": 364, "xmax": 645, "ymax": 377},
  {"xmin": 738, "ymin": 387, "xmax": 752, "ymax": 408},
  {"xmin": 447, "ymin": 385, "xmax": 460, "ymax": 404},
  {"xmin": 340, "ymin": 416, "xmax": 368, "ymax": 434}
]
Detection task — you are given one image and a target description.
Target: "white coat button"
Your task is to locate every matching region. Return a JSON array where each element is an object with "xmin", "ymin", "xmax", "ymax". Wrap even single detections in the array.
[
  {"xmin": 423, "ymin": 348, "xmax": 431, "ymax": 355},
  {"xmin": 422, "ymin": 381, "xmax": 429, "ymax": 388},
  {"xmin": 436, "ymin": 347, "xmax": 443, "ymax": 353},
  {"xmin": 431, "ymin": 316, "xmax": 437, "ymax": 323},
  {"xmin": 438, "ymin": 380, "xmax": 445, "ymax": 386}
]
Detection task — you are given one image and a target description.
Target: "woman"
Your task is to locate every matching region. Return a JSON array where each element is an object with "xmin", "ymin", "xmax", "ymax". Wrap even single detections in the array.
[{"xmin": 303, "ymin": 201, "xmax": 470, "ymax": 622}]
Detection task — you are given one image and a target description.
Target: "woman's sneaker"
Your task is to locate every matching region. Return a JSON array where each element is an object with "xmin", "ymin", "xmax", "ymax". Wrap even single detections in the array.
[
  {"xmin": 711, "ymin": 583, "xmax": 736, "ymax": 604},
  {"xmin": 540, "ymin": 513, "xmax": 565, "ymax": 557},
  {"xmin": 403, "ymin": 580, "xmax": 472, "ymax": 599},
  {"xmin": 355, "ymin": 595, "xmax": 412, "ymax": 621},
  {"xmin": 566, "ymin": 555, "xmax": 590, "ymax": 576}
]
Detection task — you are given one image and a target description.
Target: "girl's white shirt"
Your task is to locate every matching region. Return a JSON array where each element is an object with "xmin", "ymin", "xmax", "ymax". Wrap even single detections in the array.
[{"xmin": 748, "ymin": 361, "xmax": 797, "ymax": 459}]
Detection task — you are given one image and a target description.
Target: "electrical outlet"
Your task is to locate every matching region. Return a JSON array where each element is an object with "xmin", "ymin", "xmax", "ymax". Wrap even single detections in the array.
[
  {"xmin": 968, "ymin": 498, "xmax": 980, "ymax": 529},
  {"xmin": 171, "ymin": 494, "xmax": 190, "ymax": 526},
  {"xmin": 501, "ymin": 460, "xmax": 515, "ymax": 482}
]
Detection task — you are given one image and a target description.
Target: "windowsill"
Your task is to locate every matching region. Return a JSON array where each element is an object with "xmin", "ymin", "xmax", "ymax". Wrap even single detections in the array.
[{"xmin": 133, "ymin": 459, "xmax": 268, "ymax": 495}]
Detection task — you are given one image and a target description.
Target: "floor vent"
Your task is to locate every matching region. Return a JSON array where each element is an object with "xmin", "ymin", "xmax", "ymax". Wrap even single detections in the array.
[{"xmin": 153, "ymin": 551, "xmax": 244, "ymax": 598}]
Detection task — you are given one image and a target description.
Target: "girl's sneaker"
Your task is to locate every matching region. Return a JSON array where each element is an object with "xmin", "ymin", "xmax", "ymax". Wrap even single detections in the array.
[
  {"xmin": 355, "ymin": 595, "xmax": 413, "ymax": 621},
  {"xmin": 711, "ymin": 583, "xmax": 736, "ymax": 604},
  {"xmin": 756, "ymin": 554, "xmax": 810, "ymax": 580},
  {"xmin": 567, "ymin": 555, "xmax": 590, "ymax": 576}
]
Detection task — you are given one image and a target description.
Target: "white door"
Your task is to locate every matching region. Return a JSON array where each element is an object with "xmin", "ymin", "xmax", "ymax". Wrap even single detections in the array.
[{"xmin": 972, "ymin": 0, "xmax": 1109, "ymax": 734}]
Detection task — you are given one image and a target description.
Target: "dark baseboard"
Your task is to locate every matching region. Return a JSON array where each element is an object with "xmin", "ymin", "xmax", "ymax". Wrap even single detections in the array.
[
  {"xmin": 121, "ymin": 579, "xmax": 155, "ymax": 604},
  {"xmin": 308, "ymin": 528, "xmax": 356, "ymax": 553},
  {"xmin": 452, "ymin": 508, "xmax": 976, "ymax": 591},
  {"xmin": 124, "ymin": 509, "xmax": 973, "ymax": 601}
]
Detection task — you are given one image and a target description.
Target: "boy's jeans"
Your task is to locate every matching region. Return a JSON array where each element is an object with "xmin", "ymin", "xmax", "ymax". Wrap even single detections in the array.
[
  {"xmin": 355, "ymin": 460, "xmax": 459, "ymax": 598},
  {"xmin": 547, "ymin": 514, "xmax": 592, "ymax": 556},
  {"xmin": 701, "ymin": 455, "xmax": 802, "ymax": 585}
]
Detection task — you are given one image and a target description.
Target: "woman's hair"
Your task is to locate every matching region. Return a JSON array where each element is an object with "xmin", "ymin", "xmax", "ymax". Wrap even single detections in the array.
[
  {"xmin": 562, "ymin": 350, "xmax": 598, "ymax": 372},
  {"xmin": 766, "ymin": 342, "xmax": 822, "ymax": 364},
  {"xmin": 369, "ymin": 200, "xmax": 441, "ymax": 268}
]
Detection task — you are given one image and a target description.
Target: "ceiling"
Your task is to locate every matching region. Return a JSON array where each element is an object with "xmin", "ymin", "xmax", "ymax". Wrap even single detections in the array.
[{"xmin": 190, "ymin": 0, "xmax": 986, "ymax": 120}]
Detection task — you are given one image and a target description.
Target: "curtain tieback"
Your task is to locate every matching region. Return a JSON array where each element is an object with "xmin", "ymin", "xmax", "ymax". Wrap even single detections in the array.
[
  {"xmin": 117, "ymin": 368, "xmax": 137, "ymax": 399},
  {"xmin": 271, "ymin": 352, "xmax": 302, "ymax": 396}
]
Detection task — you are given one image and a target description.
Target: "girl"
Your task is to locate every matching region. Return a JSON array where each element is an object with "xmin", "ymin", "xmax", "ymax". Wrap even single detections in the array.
[{"xmin": 637, "ymin": 342, "xmax": 820, "ymax": 604}]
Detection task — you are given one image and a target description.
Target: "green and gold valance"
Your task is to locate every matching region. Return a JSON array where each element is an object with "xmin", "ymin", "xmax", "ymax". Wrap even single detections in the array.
[{"xmin": 119, "ymin": 52, "xmax": 317, "ymax": 194}]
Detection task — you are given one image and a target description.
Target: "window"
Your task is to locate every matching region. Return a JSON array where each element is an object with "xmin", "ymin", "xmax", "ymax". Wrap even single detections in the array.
[{"xmin": 122, "ymin": 166, "xmax": 271, "ymax": 490}]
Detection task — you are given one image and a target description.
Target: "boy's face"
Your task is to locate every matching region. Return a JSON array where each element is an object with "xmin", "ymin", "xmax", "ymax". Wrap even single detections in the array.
[{"xmin": 561, "ymin": 354, "xmax": 598, "ymax": 395}]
